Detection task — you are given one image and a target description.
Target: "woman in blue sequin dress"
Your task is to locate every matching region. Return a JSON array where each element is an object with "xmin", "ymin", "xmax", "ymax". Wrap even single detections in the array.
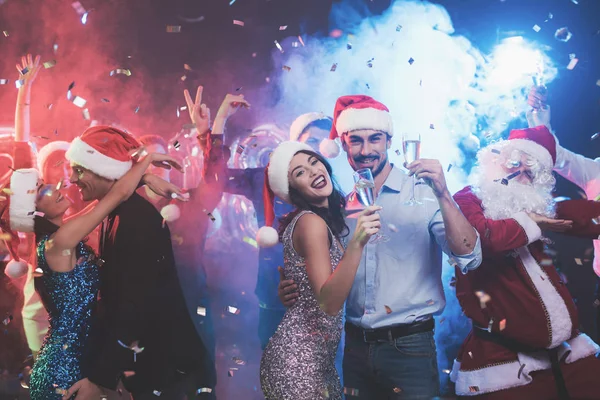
[
  {"xmin": 5, "ymin": 151, "xmax": 181, "ymax": 400},
  {"xmin": 257, "ymin": 142, "xmax": 381, "ymax": 400}
]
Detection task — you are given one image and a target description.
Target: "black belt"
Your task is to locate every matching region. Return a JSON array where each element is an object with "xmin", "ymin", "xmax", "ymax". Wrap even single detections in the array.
[
  {"xmin": 474, "ymin": 327, "xmax": 570, "ymax": 400},
  {"xmin": 345, "ymin": 319, "xmax": 434, "ymax": 343}
]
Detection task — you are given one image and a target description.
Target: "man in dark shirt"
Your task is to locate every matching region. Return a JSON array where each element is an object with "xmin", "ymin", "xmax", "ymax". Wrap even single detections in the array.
[{"xmin": 63, "ymin": 126, "xmax": 210, "ymax": 400}]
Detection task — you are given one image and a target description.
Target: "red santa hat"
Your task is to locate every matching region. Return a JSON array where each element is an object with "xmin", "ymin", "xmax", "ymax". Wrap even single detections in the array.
[
  {"xmin": 507, "ymin": 125, "xmax": 556, "ymax": 169},
  {"xmin": 1, "ymin": 170, "xmax": 39, "ymax": 279},
  {"xmin": 36, "ymin": 141, "xmax": 70, "ymax": 172},
  {"xmin": 256, "ymin": 141, "xmax": 313, "ymax": 247},
  {"xmin": 320, "ymin": 95, "xmax": 394, "ymax": 158},
  {"xmin": 65, "ymin": 125, "xmax": 141, "ymax": 180},
  {"xmin": 289, "ymin": 112, "xmax": 330, "ymax": 142}
]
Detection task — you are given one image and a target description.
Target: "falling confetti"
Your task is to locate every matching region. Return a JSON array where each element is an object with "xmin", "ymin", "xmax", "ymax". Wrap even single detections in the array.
[
  {"xmin": 393, "ymin": 388, "xmax": 402, "ymax": 394},
  {"xmin": 343, "ymin": 387, "xmax": 359, "ymax": 396},
  {"xmin": 574, "ymin": 258, "xmax": 583, "ymax": 266},
  {"xmin": 2, "ymin": 314, "xmax": 13, "ymax": 326},
  {"xmin": 447, "ymin": 164, "xmax": 453, "ymax": 172},
  {"xmin": 43, "ymin": 60, "xmax": 56, "ymax": 69},
  {"xmin": 2, "ymin": 31, "xmax": 8, "ymax": 37},
  {"xmin": 554, "ymin": 27, "xmax": 572, "ymax": 42},
  {"xmin": 499, "ymin": 319, "xmax": 506, "ymax": 331},
  {"xmin": 330, "ymin": 63, "xmax": 338, "ymax": 72},
  {"xmin": 82, "ymin": 108, "xmax": 91, "ymax": 120},
  {"xmin": 72, "ymin": 96, "xmax": 87, "ymax": 108},
  {"xmin": 243, "ymin": 236, "xmax": 258, "ymax": 248},
  {"xmin": 282, "ymin": 65, "xmax": 291, "ymax": 72},
  {"xmin": 197, "ymin": 306, "xmax": 206, "ymax": 316},
  {"xmin": 396, "ymin": 25, "xmax": 402, "ymax": 32},
  {"xmin": 387, "ymin": 224, "xmax": 398, "ymax": 232},
  {"xmin": 518, "ymin": 364, "xmax": 526, "ymax": 379},
  {"xmin": 279, "ymin": 25, "xmax": 288, "ymax": 31},
  {"xmin": 532, "ymin": 25, "xmax": 541, "ymax": 33},
  {"xmin": 429, "ymin": 123, "xmax": 435, "ymax": 129},
  {"xmin": 469, "ymin": 386, "xmax": 480, "ymax": 393},
  {"xmin": 227, "ymin": 306, "xmax": 240, "ymax": 315},
  {"xmin": 15, "ymin": 80, "xmax": 24, "ymax": 88},
  {"xmin": 274, "ymin": 40, "xmax": 284, "ymax": 53},
  {"xmin": 233, "ymin": 20, "xmax": 245, "ymax": 27},
  {"xmin": 232, "ymin": 357, "xmax": 246, "ymax": 365},
  {"xmin": 408, "ymin": 57, "xmax": 415, "ymax": 65},
  {"xmin": 197, "ymin": 388, "xmax": 213, "ymax": 394},
  {"xmin": 123, "ymin": 371, "xmax": 136, "ymax": 378},
  {"xmin": 0, "ymin": 79, "xmax": 8, "ymax": 85},
  {"xmin": 109, "ymin": 68, "xmax": 132, "ymax": 77},
  {"xmin": 474, "ymin": 290, "xmax": 491, "ymax": 308},
  {"xmin": 425, "ymin": 299, "xmax": 435, "ymax": 306},
  {"xmin": 384, "ymin": 305, "xmax": 392, "ymax": 314},
  {"xmin": 297, "ymin": 36, "xmax": 305, "ymax": 46},
  {"xmin": 166, "ymin": 25, "xmax": 181, "ymax": 33},
  {"xmin": 566, "ymin": 56, "xmax": 579, "ymax": 71},
  {"xmin": 153, "ymin": 390, "xmax": 162, "ymax": 396}
]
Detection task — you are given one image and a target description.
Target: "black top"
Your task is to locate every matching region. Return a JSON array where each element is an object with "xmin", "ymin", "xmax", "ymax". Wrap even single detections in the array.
[{"xmin": 87, "ymin": 192, "xmax": 208, "ymax": 393}]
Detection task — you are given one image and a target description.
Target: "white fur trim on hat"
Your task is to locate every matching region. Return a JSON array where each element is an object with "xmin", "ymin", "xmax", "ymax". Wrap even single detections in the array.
[
  {"xmin": 509, "ymin": 138, "xmax": 553, "ymax": 170},
  {"xmin": 36, "ymin": 141, "xmax": 70, "ymax": 172},
  {"xmin": 4, "ymin": 259, "xmax": 28, "ymax": 279},
  {"xmin": 9, "ymin": 168, "xmax": 39, "ymax": 232},
  {"xmin": 65, "ymin": 137, "xmax": 132, "ymax": 180},
  {"xmin": 336, "ymin": 107, "xmax": 393, "ymax": 136},
  {"xmin": 268, "ymin": 141, "xmax": 313, "ymax": 203},
  {"xmin": 320, "ymin": 138, "xmax": 340, "ymax": 158},
  {"xmin": 289, "ymin": 112, "xmax": 328, "ymax": 142},
  {"xmin": 256, "ymin": 226, "xmax": 279, "ymax": 247}
]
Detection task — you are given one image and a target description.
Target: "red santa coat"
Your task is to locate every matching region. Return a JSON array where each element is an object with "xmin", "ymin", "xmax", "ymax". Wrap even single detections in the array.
[{"xmin": 450, "ymin": 186, "xmax": 600, "ymax": 396}]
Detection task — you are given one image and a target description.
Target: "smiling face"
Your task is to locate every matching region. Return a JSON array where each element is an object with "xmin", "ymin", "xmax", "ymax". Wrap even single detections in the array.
[
  {"xmin": 341, "ymin": 129, "xmax": 391, "ymax": 177},
  {"xmin": 69, "ymin": 164, "xmax": 114, "ymax": 201},
  {"xmin": 35, "ymin": 181, "xmax": 71, "ymax": 220},
  {"xmin": 288, "ymin": 152, "xmax": 333, "ymax": 208}
]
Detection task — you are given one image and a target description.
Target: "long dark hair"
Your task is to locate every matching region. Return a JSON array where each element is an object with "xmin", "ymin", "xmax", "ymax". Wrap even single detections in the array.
[
  {"xmin": 278, "ymin": 150, "xmax": 349, "ymax": 240},
  {"xmin": 33, "ymin": 216, "xmax": 59, "ymax": 245}
]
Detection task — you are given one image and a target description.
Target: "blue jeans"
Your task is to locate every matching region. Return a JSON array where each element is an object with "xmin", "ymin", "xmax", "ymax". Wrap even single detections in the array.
[{"xmin": 343, "ymin": 329, "xmax": 440, "ymax": 399}]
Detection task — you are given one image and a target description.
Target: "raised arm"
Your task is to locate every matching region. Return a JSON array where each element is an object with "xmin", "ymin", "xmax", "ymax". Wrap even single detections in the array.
[
  {"xmin": 13, "ymin": 54, "xmax": 41, "ymax": 170},
  {"xmin": 46, "ymin": 154, "xmax": 182, "ymax": 269},
  {"xmin": 295, "ymin": 207, "xmax": 380, "ymax": 316},
  {"xmin": 526, "ymin": 86, "xmax": 600, "ymax": 197}
]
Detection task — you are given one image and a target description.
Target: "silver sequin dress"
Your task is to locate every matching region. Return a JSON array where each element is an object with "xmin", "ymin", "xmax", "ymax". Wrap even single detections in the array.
[{"xmin": 260, "ymin": 211, "xmax": 344, "ymax": 400}]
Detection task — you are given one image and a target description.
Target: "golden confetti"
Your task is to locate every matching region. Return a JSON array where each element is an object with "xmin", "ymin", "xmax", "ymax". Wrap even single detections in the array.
[
  {"xmin": 574, "ymin": 258, "xmax": 583, "ymax": 265},
  {"xmin": 474, "ymin": 290, "xmax": 491, "ymax": 308},
  {"xmin": 499, "ymin": 319, "xmax": 507, "ymax": 331},
  {"xmin": 243, "ymin": 236, "xmax": 258, "ymax": 248},
  {"xmin": 393, "ymin": 388, "xmax": 402, "ymax": 393}
]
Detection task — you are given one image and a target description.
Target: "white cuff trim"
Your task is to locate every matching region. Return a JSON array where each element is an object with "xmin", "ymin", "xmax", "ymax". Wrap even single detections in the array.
[{"xmin": 512, "ymin": 212, "xmax": 542, "ymax": 244}]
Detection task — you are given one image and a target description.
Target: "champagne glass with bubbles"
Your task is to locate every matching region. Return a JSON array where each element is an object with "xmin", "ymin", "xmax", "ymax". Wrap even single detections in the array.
[
  {"xmin": 353, "ymin": 168, "xmax": 389, "ymax": 243},
  {"xmin": 402, "ymin": 133, "xmax": 423, "ymax": 206}
]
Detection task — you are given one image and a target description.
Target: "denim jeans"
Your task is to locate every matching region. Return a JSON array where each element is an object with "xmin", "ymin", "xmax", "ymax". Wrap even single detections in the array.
[{"xmin": 343, "ymin": 329, "xmax": 440, "ymax": 399}]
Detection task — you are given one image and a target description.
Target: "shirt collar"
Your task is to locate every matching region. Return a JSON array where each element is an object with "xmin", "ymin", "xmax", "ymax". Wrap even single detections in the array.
[{"xmin": 380, "ymin": 164, "xmax": 404, "ymax": 193}]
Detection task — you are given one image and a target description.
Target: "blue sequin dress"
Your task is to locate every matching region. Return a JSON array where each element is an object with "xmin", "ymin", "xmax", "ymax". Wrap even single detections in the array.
[{"xmin": 29, "ymin": 235, "xmax": 101, "ymax": 400}]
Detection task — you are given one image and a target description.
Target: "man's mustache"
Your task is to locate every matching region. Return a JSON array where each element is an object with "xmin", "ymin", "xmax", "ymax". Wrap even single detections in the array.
[{"xmin": 354, "ymin": 155, "xmax": 379, "ymax": 162}]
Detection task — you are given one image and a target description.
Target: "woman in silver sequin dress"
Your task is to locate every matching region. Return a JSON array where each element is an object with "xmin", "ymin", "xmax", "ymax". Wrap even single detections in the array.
[{"xmin": 258, "ymin": 141, "xmax": 381, "ymax": 400}]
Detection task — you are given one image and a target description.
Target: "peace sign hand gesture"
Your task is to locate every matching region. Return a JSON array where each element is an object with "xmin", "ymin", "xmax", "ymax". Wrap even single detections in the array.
[
  {"xmin": 16, "ymin": 54, "xmax": 41, "ymax": 88},
  {"xmin": 183, "ymin": 85, "xmax": 211, "ymax": 135}
]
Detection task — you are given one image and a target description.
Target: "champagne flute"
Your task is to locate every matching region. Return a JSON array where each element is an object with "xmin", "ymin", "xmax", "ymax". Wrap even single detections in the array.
[
  {"xmin": 402, "ymin": 133, "xmax": 422, "ymax": 206},
  {"xmin": 353, "ymin": 168, "xmax": 389, "ymax": 243}
]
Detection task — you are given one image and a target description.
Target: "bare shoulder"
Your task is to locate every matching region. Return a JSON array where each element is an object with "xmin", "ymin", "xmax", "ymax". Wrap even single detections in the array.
[{"xmin": 295, "ymin": 212, "xmax": 328, "ymax": 236}]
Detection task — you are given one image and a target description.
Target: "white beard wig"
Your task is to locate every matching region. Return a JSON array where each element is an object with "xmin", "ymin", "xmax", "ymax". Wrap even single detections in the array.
[{"xmin": 471, "ymin": 141, "xmax": 556, "ymax": 221}]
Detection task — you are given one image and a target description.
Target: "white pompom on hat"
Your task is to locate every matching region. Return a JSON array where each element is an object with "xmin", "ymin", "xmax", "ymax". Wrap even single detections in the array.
[
  {"xmin": 256, "ymin": 141, "xmax": 313, "ymax": 248},
  {"xmin": 321, "ymin": 94, "xmax": 394, "ymax": 158}
]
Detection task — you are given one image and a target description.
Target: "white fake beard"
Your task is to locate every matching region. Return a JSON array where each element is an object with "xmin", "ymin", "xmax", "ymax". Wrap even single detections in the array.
[{"xmin": 472, "ymin": 163, "xmax": 556, "ymax": 221}]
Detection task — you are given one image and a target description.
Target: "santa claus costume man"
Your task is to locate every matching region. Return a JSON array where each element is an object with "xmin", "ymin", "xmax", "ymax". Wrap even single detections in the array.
[{"xmin": 451, "ymin": 125, "xmax": 600, "ymax": 399}]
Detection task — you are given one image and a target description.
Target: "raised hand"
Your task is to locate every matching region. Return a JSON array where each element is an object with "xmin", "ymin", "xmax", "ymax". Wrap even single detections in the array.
[
  {"xmin": 526, "ymin": 86, "xmax": 551, "ymax": 129},
  {"xmin": 406, "ymin": 159, "xmax": 448, "ymax": 198},
  {"xmin": 351, "ymin": 205, "xmax": 382, "ymax": 247},
  {"xmin": 215, "ymin": 94, "xmax": 251, "ymax": 121},
  {"xmin": 142, "ymin": 174, "xmax": 188, "ymax": 201},
  {"xmin": 183, "ymin": 86, "xmax": 211, "ymax": 135},
  {"xmin": 15, "ymin": 54, "xmax": 41, "ymax": 88}
]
